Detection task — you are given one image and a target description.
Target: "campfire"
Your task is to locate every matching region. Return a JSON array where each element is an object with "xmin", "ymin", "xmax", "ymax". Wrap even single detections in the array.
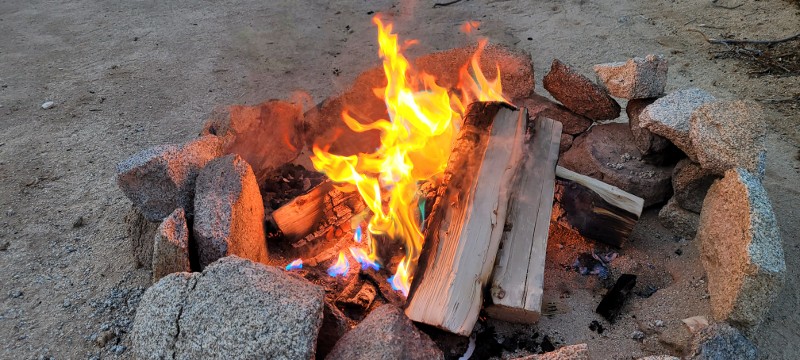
[{"xmin": 118, "ymin": 13, "xmax": 785, "ymax": 360}]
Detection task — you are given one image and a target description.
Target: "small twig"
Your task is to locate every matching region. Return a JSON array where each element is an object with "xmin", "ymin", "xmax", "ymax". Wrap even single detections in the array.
[
  {"xmin": 711, "ymin": 2, "xmax": 744, "ymax": 10},
  {"xmin": 755, "ymin": 96, "xmax": 800, "ymax": 103},
  {"xmin": 433, "ymin": 0, "xmax": 463, "ymax": 8},
  {"xmin": 688, "ymin": 29, "xmax": 800, "ymax": 45}
]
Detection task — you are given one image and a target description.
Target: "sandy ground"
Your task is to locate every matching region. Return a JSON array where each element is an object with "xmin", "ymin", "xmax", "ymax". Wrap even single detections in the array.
[{"xmin": 0, "ymin": 1, "xmax": 797, "ymax": 359}]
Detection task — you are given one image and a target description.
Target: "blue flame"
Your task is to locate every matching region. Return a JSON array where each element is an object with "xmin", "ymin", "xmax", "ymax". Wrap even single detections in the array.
[
  {"xmin": 285, "ymin": 259, "xmax": 303, "ymax": 271},
  {"xmin": 354, "ymin": 225, "xmax": 362, "ymax": 243}
]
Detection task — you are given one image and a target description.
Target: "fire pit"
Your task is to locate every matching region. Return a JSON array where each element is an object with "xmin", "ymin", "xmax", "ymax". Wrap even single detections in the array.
[{"xmin": 117, "ymin": 14, "xmax": 785, "ymax": 360}]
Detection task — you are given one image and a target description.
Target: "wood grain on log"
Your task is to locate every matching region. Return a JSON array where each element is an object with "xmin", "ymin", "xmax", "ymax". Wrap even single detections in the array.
[
  {"xmin": 486, "ymin": 116, "xmax": 563, "ymax": 323},
  {"xmin": 405, "ymin": 102, "xmax": 526, "ymax": 335}
]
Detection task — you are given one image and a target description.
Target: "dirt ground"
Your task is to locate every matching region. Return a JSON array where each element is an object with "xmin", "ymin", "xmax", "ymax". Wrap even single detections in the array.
[{"xmin": 0, "ymin": 1, "xmax": 797, "ymax": 359}]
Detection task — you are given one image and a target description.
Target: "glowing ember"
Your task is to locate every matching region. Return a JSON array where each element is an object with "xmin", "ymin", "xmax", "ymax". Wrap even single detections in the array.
[
  {"xmin": 327, "ymin": 252, "xmax": 350, "ymax": 277},
  {"xmin": 349, "ymin": 247, "xmax": 381, "ymax": 271},
  {"xmin": 311, "ymin": 15, "xmax": 507, "ymax": 295},
  {"xmin": 285, "ymin": 258, "xmax": 303, "ymax": 271}
]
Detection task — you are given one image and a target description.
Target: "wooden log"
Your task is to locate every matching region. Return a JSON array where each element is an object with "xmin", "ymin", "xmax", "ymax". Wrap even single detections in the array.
[
  {"xmin": 272, "ymin": 180, "xmax": 366, "ymax": 255},
  {"xmin": 405, "ymin": 102, "xmax": 526, "ymax": 335},
  {"xmin": 553, "ymin": 166, "xmax": 644, "ymax": 247},
  {"xmin": 486, "ymin": 116, "xmax": 563, "ymax": 324}
]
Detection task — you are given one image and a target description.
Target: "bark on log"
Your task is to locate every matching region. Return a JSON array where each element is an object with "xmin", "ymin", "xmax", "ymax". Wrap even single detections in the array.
[
  {"xmin": 405, "ymin": 102, "xmax": 526, "ymax": 335},
  {"xmin": 486, "ymin": 116, "xmax": 563, "ymax": 324}
]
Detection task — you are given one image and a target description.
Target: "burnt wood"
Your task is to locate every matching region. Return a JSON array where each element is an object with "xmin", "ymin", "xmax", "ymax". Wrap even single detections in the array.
[
  {"xmin": 405, "ymin": 102, "xmax": 526, "ymax": 335},
  {"xmin": 596, "ymin": 273, "xmax": 637, "ymax": 323}
]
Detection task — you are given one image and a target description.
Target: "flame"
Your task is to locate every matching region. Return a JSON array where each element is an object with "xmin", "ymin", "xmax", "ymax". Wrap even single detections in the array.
[
  {"xmin": 350, "ymin": 247, "xmax": 381, "ymax": 271},
  {"xmin": 327, "ymin": 252, "xmax": 350, "ymax": 277},
  {"xmin": 311, "ymin": 16, "xmax": 507, "ymax": 295},
  {"xmin": 459, "ymin": 20, "xmax": 481, "ymax": 34},
  {"xmin": 285, "ymin": 258, "xmax": 303, "ymax": 271}
]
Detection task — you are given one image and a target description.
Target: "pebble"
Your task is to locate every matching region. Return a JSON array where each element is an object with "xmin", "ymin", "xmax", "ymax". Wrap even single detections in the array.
[
  {"xmin": 9, "ymin": 290, "xmax": 23, "ymax": 298},
  {"xmin": 632, "ymin": 330, "xmax": 646, "ymax": 340},
  {"xmin": 63, "ymin": 299, "xmax": 72, "ymax": 308},
  {"xmin": 655, "ymin": 320, "xmax": 665, "ymax": 327},
  {"xmin": 41, "ymin": 101, "xmax": 55, "ymax": 109},
  {"xmin": 110, "ymin": 345, "xmax": 126, "ymax": 355}
]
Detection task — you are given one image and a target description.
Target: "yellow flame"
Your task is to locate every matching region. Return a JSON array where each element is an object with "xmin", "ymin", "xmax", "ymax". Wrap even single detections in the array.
[{"xmin": 311, "ymin": 16, "xmax": 506, "ymax": 295}]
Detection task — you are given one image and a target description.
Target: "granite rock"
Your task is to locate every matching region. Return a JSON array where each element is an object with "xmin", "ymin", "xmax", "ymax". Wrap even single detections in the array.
[
  {"xmin": 131, "ymin": 256, "xmax": 325, "ymax": 360},
  {"xmin": 543, "ymin": 59, "xmax": 621, "ymax": 121},
  {"xmin": 659, "ymin": 197, "xmax": 700, "ymax": 239},
  {"xmin": 672, "ymin": 159, "xmax": 718, "ymax": 213},
  {"xmin": 560, "ymin": 133, "xmax": 574, "ymax": 154},
  {"xmin": 627, "ymin": 98, "xmax": 679, "ymax": 165},
  {"xmin": 689, "ymin": 323, "xmax": 757, "ymax": 360},
  {"xmin": 638, "ymin": 88, "xmax": 715, "ymax": 158},
  {"xmin": 117, "ymin": 135, "xmax": 223, "ymax": 221},
  {"xmin": 511, "ymin": 344, "xmax": 589, "ymax": 360},
  {"xmin": 194, "ymin": 154, "xmax": 268, "ymax": 268},
  {"xmin": 593, "ymin": 54, "xmax": 668, "ymax": 99},
  {"xmin": 152, "ymin": 208, "xmax": 191, "ymax": 282},
  {"xmin": 325, "ymin": 304, "xmax": 443, "ymax": 360},
  {"xmin": 688, "ymin": 100, "xmax": 766, "ymax": 177},
  {"xmin": 521, "ymin": 94, "xmax": 593, "ymax": 135},
  {"xmin": 697, "ymin": 169, "xmax": 785, "ymax": 333}
]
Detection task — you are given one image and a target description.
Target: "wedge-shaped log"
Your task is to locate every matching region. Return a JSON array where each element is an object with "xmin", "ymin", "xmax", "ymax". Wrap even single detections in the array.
[
  {"xmin": 405, "ymin": 102, "xmax": 526, "ymax": 335},
  {"xmin": 487, "ymin": 116, "xmax": 563, "ymax": 324},
  {"xmin": 554, "ymin": 166, "xmax": 644, "ymax": 247}
]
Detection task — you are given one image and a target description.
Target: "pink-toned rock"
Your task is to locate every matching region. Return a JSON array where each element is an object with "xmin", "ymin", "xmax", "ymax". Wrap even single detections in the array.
[
  {"xmin": 152, "ymin": 208, "xmax": 191, "ymax": 282},
  {"xmin": 521, "ymin": 94, "xmax": 593, "ymax": 135},
  {"xmin": 542, "ymin": 59, "xmax": 620, "ymax": 121},
  {"xmin": 193, "ymin": 154, "xmax": 268, "ymax": 268},
  {"xmin": 512, "ymin": 344, "xmax": 589, "ymax": 360},
  {"xmin": 593, "ymin": 55, "xmax": 668, "ymax": 99}
]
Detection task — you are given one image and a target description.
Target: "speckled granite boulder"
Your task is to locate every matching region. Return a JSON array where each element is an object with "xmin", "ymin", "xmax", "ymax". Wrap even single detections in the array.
[
  {"xmin": 672, "ymin": 159, "xmax": 718, "ymax": 213},
  {"xmin": 131, "ymin": 256, "xmax": 325, "ymax": 360},
  {"xmin": 511, "ymin": 344, "xmax": 589, "ymax": 360},
  {"xmin": 659, "ymin": 197, "xmax": 700, "ymax": 239},
  {"xmin": 689, "ymin": 323, "xmax": 757, "ymax": 359},
  {"xmin": 117, "ymin": 135, "xmax": 223, "ymax": 221},
  {"xmin": 594, "ymin": 55, "xmax": 668, "ymax": 99},
  {"xmin": 638, "ymin": 89, "xmax": 715, "ymax": 158},
  {"xmin": 697, "ymin": 169, "xmax": 785, "ymax": 333},
  {"xmin": 193, "ymin": 154, "xmax": 267, "ymax": 268},
  {"xmin": 689, "ymin": 100, "xmax": 766, "ymax": 177},
  {"xmin": 543, "ymin": 59, "xmax": 620, "ymax": 121},
  {"xmin": 521, "ymin": 94, "xmax": 593, "ymax": 135},
  {"xmin": 627, "ymin": 98, "xmax": 680, "ymax": 165},
  {"xmin": 326, "ymin": 304, "xmax": 443, "ymax": 360},
  {"xmin": 152, "ymin": 208, "xmax": 191, "ymax": 282}
]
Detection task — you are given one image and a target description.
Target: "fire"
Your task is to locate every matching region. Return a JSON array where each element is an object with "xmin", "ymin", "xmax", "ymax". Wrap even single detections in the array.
[
  {"xmin": 327, "ymin": 252, "xmax": 350, "ymax": 277},
  {"xmin": 285, "ymin": 258, "xmax": 303, "ymax": 271},
  {"xmin": 311, "ymin": 15, "xmax": 506, "ymax": 295}
]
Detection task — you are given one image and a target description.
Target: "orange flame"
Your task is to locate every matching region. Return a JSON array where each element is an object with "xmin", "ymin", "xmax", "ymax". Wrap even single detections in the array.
[{"xmin": 311, "ymin": 16, "xmax": 506, "ymax": 295}]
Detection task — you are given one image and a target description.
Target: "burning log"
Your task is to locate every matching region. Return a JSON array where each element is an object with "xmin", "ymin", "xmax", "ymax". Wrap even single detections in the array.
[
  {"xmin": 271, "ymin": 180, "xmax": 366, "ymax": 256},
  {"xmin": 405, "ymin": 102, "xmax": 527, "ymax": 336},
  {"xmin": 553, "ymin": 166, "xmax": 644, "ymax": 247},
  {"xmin": 486, "ymin": 116, "xmax": 563, "ymax": 324}
]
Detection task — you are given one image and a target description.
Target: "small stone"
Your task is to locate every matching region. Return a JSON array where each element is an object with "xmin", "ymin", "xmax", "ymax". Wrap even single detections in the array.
[
  {"xmin": 627, "ymin": 98, "xmax": 680, "ymax": 165},
  {"xmin": 682, "ymin": 316, "xmax": 710, "ymax": 333},
  {"xmin": 511, "ymin": 344, "xmax": 589, "ymax": 360},
  {"xmin": 326, "ymin": 305, "xmax": 443, "ymax": 360},
  {"xmin": 698, "ymin": 169, "xmax": 785, "ymax": 333},
  {"xmin": 593, "ymin": 55, "xmax": 668, "ymax": 99},
  {"xmin": 41, "ymin": 101, "xmax": 55, "ymax": 109},
  {"xmin": 0, "ymin": 241, "xmax": 9, "ymax": 251},
  {"xmin": 655, "ymin": 320, "xmax": 665, "ymax": 327},
  {"xmin": 631, "ymin": 330, "xmax": 645, "ymax": 340},
  {"xmin": 9, "ymin": 290, "xmax": 23, "ymax": 298},
  {"xmin": 658, "ymin": 324, "xmax": 692, "ymax": 355},
  {"xmin": 689, "ymin": 100, "xmax": 766, "ymax": 177},
  {"xmin": 193, "ymin": 154, "xmax": 268, "ymax": 268},
  {"xmin": 558, "ymin": 123, "xmax": 673, "ymax": 206},
  {"xmin": 116, "ymin": 135, "xmax": 223, "ymax": 222},
  {"xmin": 672, "ymin": 159, "xmax": 718, "ymax": 213},
  {"xmin": 110, "ymin": 345, "xmax": 127, "ymax": 355},
  {"xmin": 151, "ymin": 208, "xmax": 191, "ymax": 282},
  {"xmin": 94, "ymin": 330, "xmax": 115, "ymax": 347},
  {"xmin": 543, "ymin": 59, "xmax": 621, "ymax": 121},
  {"xmin": 638, "ymin": 88, "xmax": 716, "ymax": 157},
  {"xmin": 521, "ymin": 94, "xmax": 593, "ymax": 135},
  {"xmin": 62, "ymin": 299, "xmax": 71, "ymax": 308},
  {"xmin": 131, "ymin": 256, "xmax": 324, "ymax": 360},
  {"xmin": 72, "ymin": 216, "xmax": 85, "ymax": 228},
  {"xmin": 659, "ymin": 197, "xmax": 700, "ymax": 239},
  {"xmin": 690, "ymin": 323, "xmax": 757, "ymax": 359}
]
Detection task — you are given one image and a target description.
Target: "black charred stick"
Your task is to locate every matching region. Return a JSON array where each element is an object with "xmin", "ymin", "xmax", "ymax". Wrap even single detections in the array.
[{"xmin": 596, "ymin": 274, "xmax": 637, "ymax": 323}]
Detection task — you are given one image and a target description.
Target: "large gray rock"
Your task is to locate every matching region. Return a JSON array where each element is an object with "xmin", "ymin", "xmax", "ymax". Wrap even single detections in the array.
[
  {"xmin": 689, "ymin": 323, "xmax": 757, "ymax": 360},
  {"xmin": 627, "ymin": 98, "xmax": 680, "ymax": 165},
  {"xmin": 117, "ymin": 135, "xmax": 223, "ymax": 221},
  {"xmin": 194, "ymin": 154, "xmax": 268, "ymax": 268},
  {"xmin": 151, "ymin": 208, "xmax": 191, "ymax": 282},
  {"xmin": 593, "ymin": 55, "xmax": 668, "ymax": 99},
  {"xmin": 521, "ymin": 94, "xmax": 593, "ymax": 135},
  {"xmin": 542, "ymin": 59, "xmax": 621, "ymax": 121},
  {"xmin": 659, "ymin": 197, "xmax": 700, "ymax": 239},
  {"xmin": 325, "ymin": 304, "xmax": 443, "ymax": 360},
  {"xmin": 558, "ymin": 123, "xmax": 673, "ymax": 207},
  {"xmin": 697, "ymin": 169, "xmax": 785, "ymax": 333},
  {"xmin": 688, "ymin": 100, "xmax": 766, "ymax": 177},
  {"xmin": 638, "ymin": 89, "xmax": 716, "ymax": 157},
  {"xmin": 672, "ymin": 159, "xmax": 718, "ymax": 213},
  {"xmin": 511, "ymin": 344, "xmax": 589, "ymax": 360},
  {"xmin": 131, "ymin": 256, "xmax": 325, "ymax": 360}
]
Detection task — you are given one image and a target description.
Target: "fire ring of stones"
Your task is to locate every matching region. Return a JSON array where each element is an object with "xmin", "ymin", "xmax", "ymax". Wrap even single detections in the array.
[{"xmin": 117, "ymin": 27, "xmax": 784, "ymax": 360}]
